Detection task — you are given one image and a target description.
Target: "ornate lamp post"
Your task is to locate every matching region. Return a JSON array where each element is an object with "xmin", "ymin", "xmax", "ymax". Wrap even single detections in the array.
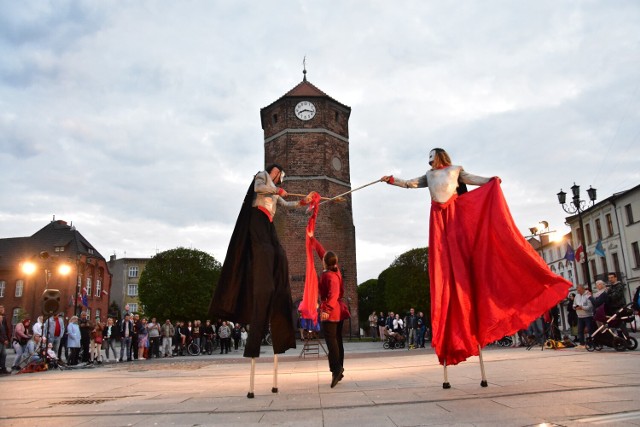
[{"xmin": 557, "ymin": 183, "xmax": 597, "ymax": 290}]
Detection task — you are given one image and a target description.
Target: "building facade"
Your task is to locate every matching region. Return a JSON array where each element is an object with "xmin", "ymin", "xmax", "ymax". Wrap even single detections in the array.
[
  {"xmin": 259, "ymin": 73, "xmax": 359, "ymax": 335},
  {"xmin": 107, "ymin": 255, "xmax": 150, "ymax": 316},
  {"xmin": 565, "ymin": 183, "xmax": 640, "ymax": 302},
  {"xmin": 0, "ymin": 219, "xmax": 112, "ymax": 330}
]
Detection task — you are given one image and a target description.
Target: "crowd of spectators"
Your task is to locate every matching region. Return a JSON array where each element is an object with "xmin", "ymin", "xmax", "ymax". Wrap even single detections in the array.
[{"xmin": 0, "ymin": 305, "xmax": 253, "ymax": 374}]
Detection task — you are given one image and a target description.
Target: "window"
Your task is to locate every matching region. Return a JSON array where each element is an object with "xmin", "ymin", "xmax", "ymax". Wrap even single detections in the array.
[
  {"xmin": 88, "ymin": 248, "xmax": 94, "ymax": 255},
  {"xmin": 95, "ymin": 309, "xmax": 101, "ymax": 321},
  {"xmin": 612, "ymin": 252, "xmax": 621, "ymax": 275},
  {"xmin": 0, "ymin": 280, "xmax": 5, "ymax": 297},
  {"xmin": 601, "ymin": 257, "xmax": 608, "ymax": 276},
  {"xmin": 625, "ymin": 204, "xmax": 634, "ymax": 225},
  {"xmin": 95, "ymin": 280, "xmax": 102, "ymax": 298},
  {"xmin": 12, "ymin": 308, "xmax": 20, "ymax": 326},
  {"xmin": 590, "ymin": 260, "xmax": 597, "ymax": 278},
  {"xmin": 557, "ymin": 248, "xmax": 562, "ymax": 259},
  {"xmin": 585, "ymin": 223, "xmax": 592, "ymax": 245},
  {"xmin": 632, "ymin": 242, "xmax": 640, "ymax": 268},
  {"xmin": 595, "ymin": 219, "xmax": 602, "ymax": 240},
  {"xmin": 86, "ymin": 278, "xmax": 92, "ymax": 296},
  {"xmin": 86, "ymin": 308, "xmax": 91, "ymax": 319},
  {"xmin": 127, "ymin": 284, "xmax": 138, "ymax": 296},
  {"xmin": 272, "ymin": 113, "xmax": 278, "ymax": 124},
  {"xmin": 54, "ymin": 246, "xmax": 64, "ymax": 252},
  {"xmin": 129, "ymin": 303, "xmax": 138, "ymax": 313},
  {"xmin": 606, "ymin": 214, "xmax": 614, "ymax": 236},
  {"xmin": 15, "ymin": 280, "xmax": 24, "ymax": 297},
  {"xmin": 576, "ymin": 227, "xmax": 583, "ymax": 244},
  {"xmin": 128, "ymin": 266, "xmax": 138, "ymax": 278}
]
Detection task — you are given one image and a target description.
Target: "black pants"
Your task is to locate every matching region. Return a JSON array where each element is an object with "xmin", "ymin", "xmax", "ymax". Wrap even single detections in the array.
[
  {"xmin": 243, "ymin": 210, "xmax": 296, "ymax": 358},
  {"xmin": 322, "ymin": 320, "xmax": 344, "ymax": 375},
  {"xmin": 220, "ymin": 337, "xmax": 230, "ymax": 353},
  {"xmin": 81, "ymin": 338, "xmax": 90, "ymax": 362}
]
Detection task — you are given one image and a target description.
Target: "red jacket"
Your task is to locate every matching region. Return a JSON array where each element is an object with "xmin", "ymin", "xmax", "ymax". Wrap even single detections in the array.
[{"xmin": 311, "ymin": 238, "xmax": 350, "ymax": 322}]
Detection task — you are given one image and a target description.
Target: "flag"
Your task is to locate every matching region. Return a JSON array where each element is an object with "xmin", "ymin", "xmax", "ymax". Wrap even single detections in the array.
[
  {"xmin": 82, "ymin": 287, "xmax": 88, "ymax": 307},
  {"xmin": 575, "ymin": 244, "xmax": 584, "ymax": 263},
  {"xmin": 595, "ymin": 240, "xmax": 605, "ymax": 257},
  {"xmin": 563, "ymin": 243, "xmax": 575, "ymax": 262},
  {"xmin": 102, "ymin": 289, "xmax": 109, "ymax": 296}
]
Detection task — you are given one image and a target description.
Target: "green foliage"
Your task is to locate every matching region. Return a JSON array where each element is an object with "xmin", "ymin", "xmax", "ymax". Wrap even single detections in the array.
[
  {"xmin": 357, "ymin": 279, "xmax": 382, "ymax": 330},
  {"xmin": 358, "ymin": 247, "xmax": 430, "ymax": 326},
  {"xmin": 138, "ymin": 247, "xmax": 221, "ymax": 321},
  {"xmin": 108, "ymin": 301, "xmax": 120, "ymax": 319}
]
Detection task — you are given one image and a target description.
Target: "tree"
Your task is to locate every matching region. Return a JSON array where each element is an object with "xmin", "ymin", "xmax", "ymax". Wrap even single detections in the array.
[
  {"xmin": 138, "ymin": 247, "xmax": 221, "ymax": 320},
  {"xmin": 357, "ymin": 278, "xmax": 384, "ymax": 331},
  {"xmin": 372, "ymin": 247, "xmax": 430, "ymax": 321}
]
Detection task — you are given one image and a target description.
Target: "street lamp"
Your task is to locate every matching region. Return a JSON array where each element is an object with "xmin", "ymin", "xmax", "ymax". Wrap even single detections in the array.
[{"xmin": 557, "ymin": 183, "xmax": 597, "ymax": 290}]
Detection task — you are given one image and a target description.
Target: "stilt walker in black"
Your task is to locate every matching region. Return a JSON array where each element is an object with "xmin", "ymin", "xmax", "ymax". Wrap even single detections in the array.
[{"xmin": 209, "ymin": 164, "xmax": 313, "ymax": 398}]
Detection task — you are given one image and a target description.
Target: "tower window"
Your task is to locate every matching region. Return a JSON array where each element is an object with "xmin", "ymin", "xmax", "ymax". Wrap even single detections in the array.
[
  {"xmin": 335, "ymin": 111, "xmax": 339, "ymax": 121},
  {"xmin": 272, "ymin": 114, "xmax": 278, "ymax": 124}
]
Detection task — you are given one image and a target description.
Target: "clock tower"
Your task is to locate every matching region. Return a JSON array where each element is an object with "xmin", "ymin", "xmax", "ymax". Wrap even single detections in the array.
[{"xmin": 260, "ymin": 72, "xmax": 358, "ymax": 336}]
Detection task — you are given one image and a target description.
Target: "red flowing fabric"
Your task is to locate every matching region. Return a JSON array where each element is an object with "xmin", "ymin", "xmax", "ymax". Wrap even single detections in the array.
[
  {"xmin": 299, "ymin": 192, "xmax": 322, "ymax": 322},
  {"xmin": 429, "ymin": 178, "xmax": 571, "ymax": 366}
]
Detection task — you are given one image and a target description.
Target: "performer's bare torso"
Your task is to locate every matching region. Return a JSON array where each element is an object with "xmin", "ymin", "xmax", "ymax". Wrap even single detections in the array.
[{"xmin": 391, "ymin": 165, "xmax": 491, "ymax": 203}]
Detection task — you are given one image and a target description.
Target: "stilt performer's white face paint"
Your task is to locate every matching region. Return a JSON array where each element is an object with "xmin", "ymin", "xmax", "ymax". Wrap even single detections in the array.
[{"xmin": 428, "ymin": 149, "xmax": 436, "ymax": 166}]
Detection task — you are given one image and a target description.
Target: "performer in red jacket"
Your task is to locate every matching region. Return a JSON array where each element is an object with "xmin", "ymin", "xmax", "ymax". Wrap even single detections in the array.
[
  {"xmin": 382, "ymin": 148, "xmax": 571, "ymax": 388},
  {"xmin": 309, "ymin": 236, "xmax": 350, "ymax": 388}
]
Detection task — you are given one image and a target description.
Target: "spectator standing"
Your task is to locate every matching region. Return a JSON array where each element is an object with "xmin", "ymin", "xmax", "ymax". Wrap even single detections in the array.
[
  {"xmin": 240, "ymin": 327, "xmax": 248, "ymax": 348},
  {"xmin": 147, "ymin": 318, "xmax": 161, "ymax": 358},
  {"xmin": 78, "ymin": 312, "xmax": 92, "ymax": 363},
  {"xmin": 44, "ymin": 313, "xmax": 65, "ymax": 355},
  {"xmin": 0, "ymin": 305, "xmax": 10, "ymax": 375},
  {"xmin": 137, "ymin": 318, "xmax": 148, "ymax": 360},
  {"xmin": 377, "ymin": 312, "xmax": 386, "ymax": 343},
  {"xmin": 405, "ymin": 308, "xmax": 418, "ymax": 349},
  {"xmin": 566, "ymin": 293, "xmax": 578, "ymax": 340},
  {"xmin": 103, "ymin": 317, "xmax": 118, "ymax": 362},
  {"xmin": 119, "ymin": 314, "xmax": 134, "ymax": 362},
  {"xmin": 32, "ymin": 316, "xmax": 44, "ymax": 337},
  {"xmin": 91, "ymin": 319, "xmax": 104, "ymax": 364},
  {"xmin": 202, "ymin": 320, "xmax": 215, "ymax": 353},
  {"xmin": 606, "ymin": 272, "xmax": 627, "ymax": 315},
  {"xmin": 218, "ymin": 321, "xmax": 231, "ymax": 354},
  {"xmin": 67, "ymin": 316, "xmax": 81, "ymax": 365},
  {"xmin": 368, "ymin": 311, "xmax": 378, "ymax": 341},
  {"xmin": 232, "ymin": 323, "xmax": 242, "ymax": 351},
  {"xmin": 161, "ymin": 319, "xmax": 175, "ymax": 357},
  {"xmin": 573, "ymin": 284, "xmax": 595, "ymax": 346},
  {"xmin": 131, "ymin": 314, "xmax": 140, "ymax": 360},
  {"xmin": 11, "ymin": 317, "xmax": 31, "ymax": 371},
  {"xmin": 416, "ymin": 312, "xmax": 426, "ymax": 348}
]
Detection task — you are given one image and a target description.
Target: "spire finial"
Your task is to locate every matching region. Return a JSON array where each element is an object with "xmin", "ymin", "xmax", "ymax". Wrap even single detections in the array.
[{"xmin": 302, "ymin": 55, "xmax": 307, "ymax": 81}]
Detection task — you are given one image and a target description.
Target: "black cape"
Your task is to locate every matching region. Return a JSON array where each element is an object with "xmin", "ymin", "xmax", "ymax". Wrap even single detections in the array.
[{"xmin": 208, "ymin": 180, "xmax": 255, "ymax": 324}]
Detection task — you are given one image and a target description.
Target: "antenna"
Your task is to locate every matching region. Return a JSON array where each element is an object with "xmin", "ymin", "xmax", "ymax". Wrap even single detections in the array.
[{"xmin": 302, "ymin": 55, "xmax": 307, "ymax": 81}]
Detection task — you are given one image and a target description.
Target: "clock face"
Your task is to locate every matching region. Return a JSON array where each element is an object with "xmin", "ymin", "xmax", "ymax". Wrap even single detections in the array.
[{"xmin": 294, "ymin": 101, "xmax": 316, "ymax": 121}]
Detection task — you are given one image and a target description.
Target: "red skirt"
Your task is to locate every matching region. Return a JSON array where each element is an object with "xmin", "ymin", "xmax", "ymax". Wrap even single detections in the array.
[{"xmin": 429, "ymin": 178, "xmax": 570, "ymax": 365}]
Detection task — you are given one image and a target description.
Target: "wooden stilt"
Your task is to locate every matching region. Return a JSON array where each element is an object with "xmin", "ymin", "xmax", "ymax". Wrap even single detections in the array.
[
  {"xmin": 442, "ymin": 362, "xmax": 451, "ymax": 389},
  {"xmin": 272, "ymin": 354, "xmax": 279, "ymax": 393},
  {"xmin": 478, "ymin": 345, "xmax": 488, "ymax": 387},
  {"xmin": 247, "ymin": 358, "xmax": 256, "ymax": 398}
]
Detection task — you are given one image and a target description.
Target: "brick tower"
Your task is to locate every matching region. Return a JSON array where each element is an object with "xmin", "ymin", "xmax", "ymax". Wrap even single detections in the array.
[{"xmin": 260, "ymin": 71, "xmax": 358, "ymax": 336}]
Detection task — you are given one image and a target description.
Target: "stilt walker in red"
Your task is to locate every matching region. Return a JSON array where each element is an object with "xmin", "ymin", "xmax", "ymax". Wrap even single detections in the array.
[{"xmin": 382, "ymin": 148, "xmax": 571, "ymax": 388}]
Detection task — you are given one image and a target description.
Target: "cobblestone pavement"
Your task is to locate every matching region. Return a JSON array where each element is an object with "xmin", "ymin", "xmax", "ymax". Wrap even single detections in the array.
[{"xmin": 1, "ymin": 340, "xmax": 639, "ymax": 426}]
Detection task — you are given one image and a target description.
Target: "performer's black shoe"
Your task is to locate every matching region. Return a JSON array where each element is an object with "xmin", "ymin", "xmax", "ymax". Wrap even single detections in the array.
[{"xmin": 331, "ymin": 368, "xmax": 344, "ymax": 388}]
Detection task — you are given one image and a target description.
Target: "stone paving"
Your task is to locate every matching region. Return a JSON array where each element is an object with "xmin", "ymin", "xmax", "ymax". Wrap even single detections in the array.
[{"xmin": 1, "ymin": 340, "xmax": 639, "ymax": 426}]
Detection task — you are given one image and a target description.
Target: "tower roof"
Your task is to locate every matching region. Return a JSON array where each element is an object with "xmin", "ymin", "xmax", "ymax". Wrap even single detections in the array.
[{"xmin": 262, "ymin": 78, "xmax": 351, "ymax": 112}]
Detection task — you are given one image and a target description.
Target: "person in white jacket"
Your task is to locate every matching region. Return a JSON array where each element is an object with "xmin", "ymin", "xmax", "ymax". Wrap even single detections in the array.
[{"xmin": 573, "ymin": 284, "xmax": 595, "ymax": 346}]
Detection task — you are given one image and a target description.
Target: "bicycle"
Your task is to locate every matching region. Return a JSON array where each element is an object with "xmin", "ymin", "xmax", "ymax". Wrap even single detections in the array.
[{"xmin": 186, "ymin": 338, "xmax": 200, "ymax": 356}]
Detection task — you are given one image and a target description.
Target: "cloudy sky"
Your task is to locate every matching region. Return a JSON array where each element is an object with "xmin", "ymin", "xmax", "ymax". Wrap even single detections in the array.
[{"xmin": 2, "ymin": 1, "xmax": 639, "ymax": 282}]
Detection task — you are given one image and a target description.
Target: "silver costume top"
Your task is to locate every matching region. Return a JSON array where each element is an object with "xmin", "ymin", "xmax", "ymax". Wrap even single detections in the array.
[
  {"xmin": 390, "ymin": 165, "xmax": 491, "ymax": 203},
  {"xmin": 252, "ymin": 170, "xmax": 298, "ymax": 219}
]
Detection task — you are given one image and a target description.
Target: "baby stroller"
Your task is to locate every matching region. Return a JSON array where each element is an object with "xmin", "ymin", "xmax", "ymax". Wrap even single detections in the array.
[
  {"xmin": 383, "ymin": 329, "xmax": 406, "ymax": 349},
  {"xmin": 586, "ymin": 303, "xmax": 636, "ymax": 352}
]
